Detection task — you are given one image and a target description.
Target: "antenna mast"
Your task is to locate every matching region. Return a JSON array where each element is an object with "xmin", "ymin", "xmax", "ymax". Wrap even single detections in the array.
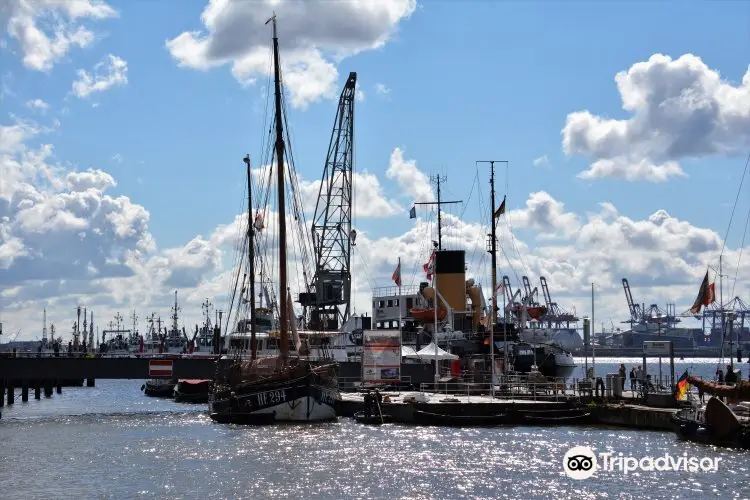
[{"xmin": 413, "ymin": 175, "xmax": 461, "ymax": 250}]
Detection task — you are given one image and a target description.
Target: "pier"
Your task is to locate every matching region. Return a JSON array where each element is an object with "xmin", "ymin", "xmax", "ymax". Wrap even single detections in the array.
[{"xmin": 0, "ymin": 352, "xmax": 686, "ymax": 432}]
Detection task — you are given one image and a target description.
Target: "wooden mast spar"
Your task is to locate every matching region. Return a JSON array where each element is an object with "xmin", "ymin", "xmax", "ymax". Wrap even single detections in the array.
[{"xmin": 267, "ymin": 14, "xmax": 289, "ymax": 362}]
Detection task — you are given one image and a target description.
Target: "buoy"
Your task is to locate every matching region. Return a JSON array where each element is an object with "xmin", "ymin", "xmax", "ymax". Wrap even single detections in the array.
[{"xmin": 140, "ymin": 384, "xmax": 145, "ymax": 391}]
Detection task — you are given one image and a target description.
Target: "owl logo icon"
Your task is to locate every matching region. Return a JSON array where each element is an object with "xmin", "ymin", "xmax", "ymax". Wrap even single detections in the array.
[{"xmin": 563, "ymin": 446, "xmax": 597, "ymax": 480}]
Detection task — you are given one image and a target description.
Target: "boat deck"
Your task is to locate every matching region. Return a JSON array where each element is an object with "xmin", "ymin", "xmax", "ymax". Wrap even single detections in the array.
[{"xmin": 340, "ymin": 391, "xmax": 564, "ymax": 406}]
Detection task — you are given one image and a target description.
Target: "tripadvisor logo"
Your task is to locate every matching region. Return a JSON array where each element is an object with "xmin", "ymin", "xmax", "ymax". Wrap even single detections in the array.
[
  {"xmin": 563, "ymin": 446, "xmax": 597, "ymax": 480},
  {"xmin": 563, "ymin": 446, "xmax": 722, "ymax": 479}
]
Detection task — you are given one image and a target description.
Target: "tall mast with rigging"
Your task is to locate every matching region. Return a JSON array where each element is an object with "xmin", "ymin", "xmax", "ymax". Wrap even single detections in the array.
[
  {"xmin": 268, "ymin": 14, "xmax": 289, "ymax": 359},
  {"xmin": 244, "ymin": 155, "xmax": 258, "ymax": 360}
]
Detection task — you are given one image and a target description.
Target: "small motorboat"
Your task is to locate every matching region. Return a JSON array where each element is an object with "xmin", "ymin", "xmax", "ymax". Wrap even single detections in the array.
[
  {"xmin": 174, "ymin": 379, "xmax": 213, "ymax": 403},
  {"xmin": 353, "ymin": 411, "xmax": 393, "ymax": 425},
  {"xmin": 412, "ymin": 410, "xmax": 509, "ymax": 427},
  {"xmin": 142, "ymin": 379, "xmax": 174, "ymax": 398}
]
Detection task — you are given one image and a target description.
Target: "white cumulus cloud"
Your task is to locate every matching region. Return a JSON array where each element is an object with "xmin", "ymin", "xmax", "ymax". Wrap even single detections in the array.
[
  {"xmin": 71, "ymin": 54, "xmax": 128, "ymax": 98},
  {"xmin": 563, "ymin": 54, "xmax": 750, "ymax": 182},
  {"xmin": 165, "ymin": 0, "xmax": 415, "ymax": 109},
  {"xmin": 5, "ymin": 0, "xmax": 117, "ymax": 72}
]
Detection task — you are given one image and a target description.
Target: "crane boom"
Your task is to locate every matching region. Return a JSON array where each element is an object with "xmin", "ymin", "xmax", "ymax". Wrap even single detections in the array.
[
  {"xmin": 621, "ymin": 278, "xmax": 642, "ymax": 323},
  {"xmin": 301, "ymin": 72, "xmax": 357, "ymax": 331}
]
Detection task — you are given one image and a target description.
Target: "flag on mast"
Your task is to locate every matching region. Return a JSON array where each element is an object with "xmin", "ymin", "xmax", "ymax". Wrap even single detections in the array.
[
  {"xmin": 409, "ymin": 206, "xmax": 416, "ymax": 219},
  {"xmin": 493, "ymin": 196, "xmax": 506, "ymax": 218},
  {"xmin": 674, "ymin": 370, "xmax": 689, "ymax": 400},
  {"xmin": 689, "ymin": 270, "xmax": 715, "ymax": 314},
  {"xmin": 423, "ymin": 251, "xmax": 435, "ymax": 280},
  {"xmin": 392, "ymin": 261, "xmax": 401, "ymax": 287}
]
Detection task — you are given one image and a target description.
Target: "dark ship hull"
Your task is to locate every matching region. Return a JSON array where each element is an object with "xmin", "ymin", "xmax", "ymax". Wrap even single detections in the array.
[
  {"xmin": 142, "ymin": 379, "xmax": 174, "ymax": 397},
  {"xmin": 209, "ymin": 361, "xmax": 339, "ymax": 424},
  {"xmin": 174, "ymin": 379, "xmax": 212, "ymax": 403}
]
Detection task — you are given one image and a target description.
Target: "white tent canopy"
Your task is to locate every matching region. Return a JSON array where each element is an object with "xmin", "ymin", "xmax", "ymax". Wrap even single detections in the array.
[
  {"xmin": 401, "ymin": 345, "xmax": 418, "ymax": 357},
  {"xmin": 404, "ymin": 342, "xmax": 458, "ymax": 360}
]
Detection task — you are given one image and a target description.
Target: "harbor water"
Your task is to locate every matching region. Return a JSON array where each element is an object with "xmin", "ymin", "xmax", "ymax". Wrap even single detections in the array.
[{"xmin": 1, "ymin": 358, "xmax": 748, "ymax": 499}]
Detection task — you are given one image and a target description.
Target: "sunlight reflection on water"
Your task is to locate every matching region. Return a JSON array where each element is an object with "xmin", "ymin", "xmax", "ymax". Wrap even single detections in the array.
[{"xmin": 0, "ymin": 380, "xmax": 748, "ymax": 499}]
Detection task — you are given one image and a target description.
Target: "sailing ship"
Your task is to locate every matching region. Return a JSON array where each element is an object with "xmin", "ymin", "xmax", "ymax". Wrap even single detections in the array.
[{"xmin": 209, "ymin": 15, "xmax": 339, "ymax": 424}]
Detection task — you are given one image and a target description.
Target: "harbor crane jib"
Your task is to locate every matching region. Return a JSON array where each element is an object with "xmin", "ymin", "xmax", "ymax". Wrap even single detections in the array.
[{"xmin": 300, "ymin": 72, "xmax": 357, "ymax": 331}]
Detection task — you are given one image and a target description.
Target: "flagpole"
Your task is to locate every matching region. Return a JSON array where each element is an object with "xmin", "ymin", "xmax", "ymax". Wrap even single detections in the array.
[
  {"xmin": 398, "ymin": 257, "xmax": 402, "ymax": 339},
  {"xmin": 503, "ymin": 287, "xmax": 507, "ymax": 375},
  {"xmin": 591, "ymin": 283, "xmax": 596, "ymax": 379},
  {"xmin": 432, "ymin": 256, "xmax": 439, "ymax": 386}
]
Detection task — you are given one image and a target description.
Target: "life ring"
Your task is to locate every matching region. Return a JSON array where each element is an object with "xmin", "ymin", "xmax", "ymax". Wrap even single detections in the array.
[{"xmin": 594, "ymin": 377, "xmax": 605, "ymax": 399}]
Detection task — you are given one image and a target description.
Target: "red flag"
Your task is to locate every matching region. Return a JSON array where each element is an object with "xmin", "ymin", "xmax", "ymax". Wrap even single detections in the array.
[
  {"xmin": 392, "ymin": 262, "xmax": 401, "ymax": 287},
  {"xmin": 423, "ymin": 252, "xmax": 435, "ymax": 280},
  {"xmin": 690, "ymin": 271, "xmax": 713, "ymax": 314},
  {"xmin": 703, "ymin": 282, "xmax": 715, "ymax": 306}
]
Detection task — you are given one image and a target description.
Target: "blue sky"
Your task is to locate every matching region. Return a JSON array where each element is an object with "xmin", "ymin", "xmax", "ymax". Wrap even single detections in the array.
[{"xmin": 1, "ymin": 0, "xmax": 749, "ymax": 340}]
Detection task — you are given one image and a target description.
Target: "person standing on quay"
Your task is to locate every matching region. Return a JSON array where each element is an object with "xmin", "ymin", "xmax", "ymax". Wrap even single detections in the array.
[
  {"xmin": 629, "ymin": 367, "xmax": 636, "ymax": 392},
  {"xmin": 619, "ymin": 363, "xmax": 626, "ymax": 391}
]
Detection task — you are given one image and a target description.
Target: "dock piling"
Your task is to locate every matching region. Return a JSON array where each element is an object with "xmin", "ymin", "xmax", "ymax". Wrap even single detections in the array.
[
  {"xmin": 43, "ymin": 380, "xmax": 53, "ymax": 398},
  {"xmin": 7, "ymin": 382, "xmax": 14, "ymax": 405},
  {"xmin": 21, "ymin": 381, "xmax": 29, "ymax": 402},
  {"xmin": 86, "ymin": 378, "xmax": 95, "ymax": 387},
  {"xmin": 34, "ymin": 380, "xmax": 41, "ymax": 400},
  {"xmin": 56, "ymin": 380, "xmax": 62, "ymax": 394},
  {"xmin": 0, "ymin": 380, "xmax": 4, "ymax": 407}
]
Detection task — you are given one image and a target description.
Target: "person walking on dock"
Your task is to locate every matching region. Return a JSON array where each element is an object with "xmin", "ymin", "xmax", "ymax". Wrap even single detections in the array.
[
  {"xmin": 716, "ymin": 368, "xmax": 724, "ymax": 384},
  {"xmin": 629, "ymin": 367, "xmax": 636, "ymax": 393},
  {"xmin": 619, "ymin": 364, "xmax": 626, "ymax": 391}
]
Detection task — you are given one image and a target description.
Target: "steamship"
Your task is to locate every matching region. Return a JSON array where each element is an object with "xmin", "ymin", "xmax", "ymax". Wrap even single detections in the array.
[{"xmin": 370, "ymin": 249, "xmax": 576, "ymax": 379}]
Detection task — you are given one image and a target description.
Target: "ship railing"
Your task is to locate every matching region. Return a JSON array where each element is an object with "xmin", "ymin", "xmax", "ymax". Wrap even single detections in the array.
[
  {"xmin": 0, "ymin": 350, "xmax": 220, "ymax": 359},
  {"xmin": 416, "ymin": 377, "xmax": 576, "ymax": 402},
  {"xmin": 372, "ymin": 285, "xmax": 422, "ymax": 298},
  {"xmin": 337, "ymin": 376, "xmax": 414, "ymax": 391}
]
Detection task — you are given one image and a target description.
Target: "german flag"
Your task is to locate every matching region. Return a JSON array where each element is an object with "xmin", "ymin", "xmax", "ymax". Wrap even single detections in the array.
[
  {"xmin": 675, "ymin": 370, "xmax": 689, "ymax": 400},
  {"xmin": 493, "ymin": 196, "xmax": 506, "ymax": 218},
  {"xmin": 690, "ymin": 271, "xmax": 715, "ymax": 314}
]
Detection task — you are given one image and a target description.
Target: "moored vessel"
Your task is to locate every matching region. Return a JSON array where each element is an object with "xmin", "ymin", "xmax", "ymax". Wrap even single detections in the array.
[{"xmin": 209, "ymin": 15, "xmax": 340, "ymax": 424}]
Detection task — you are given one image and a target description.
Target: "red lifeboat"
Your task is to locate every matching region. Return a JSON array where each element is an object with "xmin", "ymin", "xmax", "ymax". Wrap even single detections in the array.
[
  {"xmin": 410, "ymin": 307, "xmax": 447, "ymax": 322},
  {"xmin": 512, "ymin": 305, "xmax": 548, "ymax": 320}
]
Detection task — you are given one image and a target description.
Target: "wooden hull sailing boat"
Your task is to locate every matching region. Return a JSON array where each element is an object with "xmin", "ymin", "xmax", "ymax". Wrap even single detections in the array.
[
  {"xmin": 209, "ymin": 15, "xmax": 339, "ymax": 424},
  {"xmin": 210, "ymin": 359, "xmax": 339, "ymax": 423}
]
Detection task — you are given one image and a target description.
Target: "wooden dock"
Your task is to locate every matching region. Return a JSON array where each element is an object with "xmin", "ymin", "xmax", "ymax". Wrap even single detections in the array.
[{"xmin": 337, "ymin": 391, "xmax": 680, "ymax": 430}]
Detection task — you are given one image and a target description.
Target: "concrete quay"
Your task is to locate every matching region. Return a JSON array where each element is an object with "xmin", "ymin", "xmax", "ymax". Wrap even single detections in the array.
[{"xmin": 337, "ymin": 391, "xmax": 680, "ymax": 430}]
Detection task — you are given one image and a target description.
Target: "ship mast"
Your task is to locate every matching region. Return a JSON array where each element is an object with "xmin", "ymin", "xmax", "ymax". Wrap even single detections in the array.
[
  {"xmin": 268, "ymin": 14, "xmax": 289, "ymax": 360},
  {"xmin": 244, "ymin": 154, "xmax": 258, "ymax": 360}
]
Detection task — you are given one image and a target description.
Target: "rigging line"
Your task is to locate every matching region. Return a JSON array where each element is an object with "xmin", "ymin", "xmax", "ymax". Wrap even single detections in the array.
[
  {"xmin": 225, "ymin": 179, "xmax": 250, "ymax": 333},
  {"xmin": 353, "ymin": 245, "xmax": 376, "ymax": 291},
  {"xmin": 504, "ymin": 214, "xmax": 532, "ymax": 280},
  {"xmin": 719, "ymin": 151, "xmax": 750, "ymax": 258},
  {"xmin": 459, "ymin": 168, "xmax": 479, "ymax": 220},
  {"xmin": 411, "ymin": 212, "xmax": 435, "ymax": 287},
  {"xmin": 730, "ymin": 200, "xmax": 750, "ymax": 300}
]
